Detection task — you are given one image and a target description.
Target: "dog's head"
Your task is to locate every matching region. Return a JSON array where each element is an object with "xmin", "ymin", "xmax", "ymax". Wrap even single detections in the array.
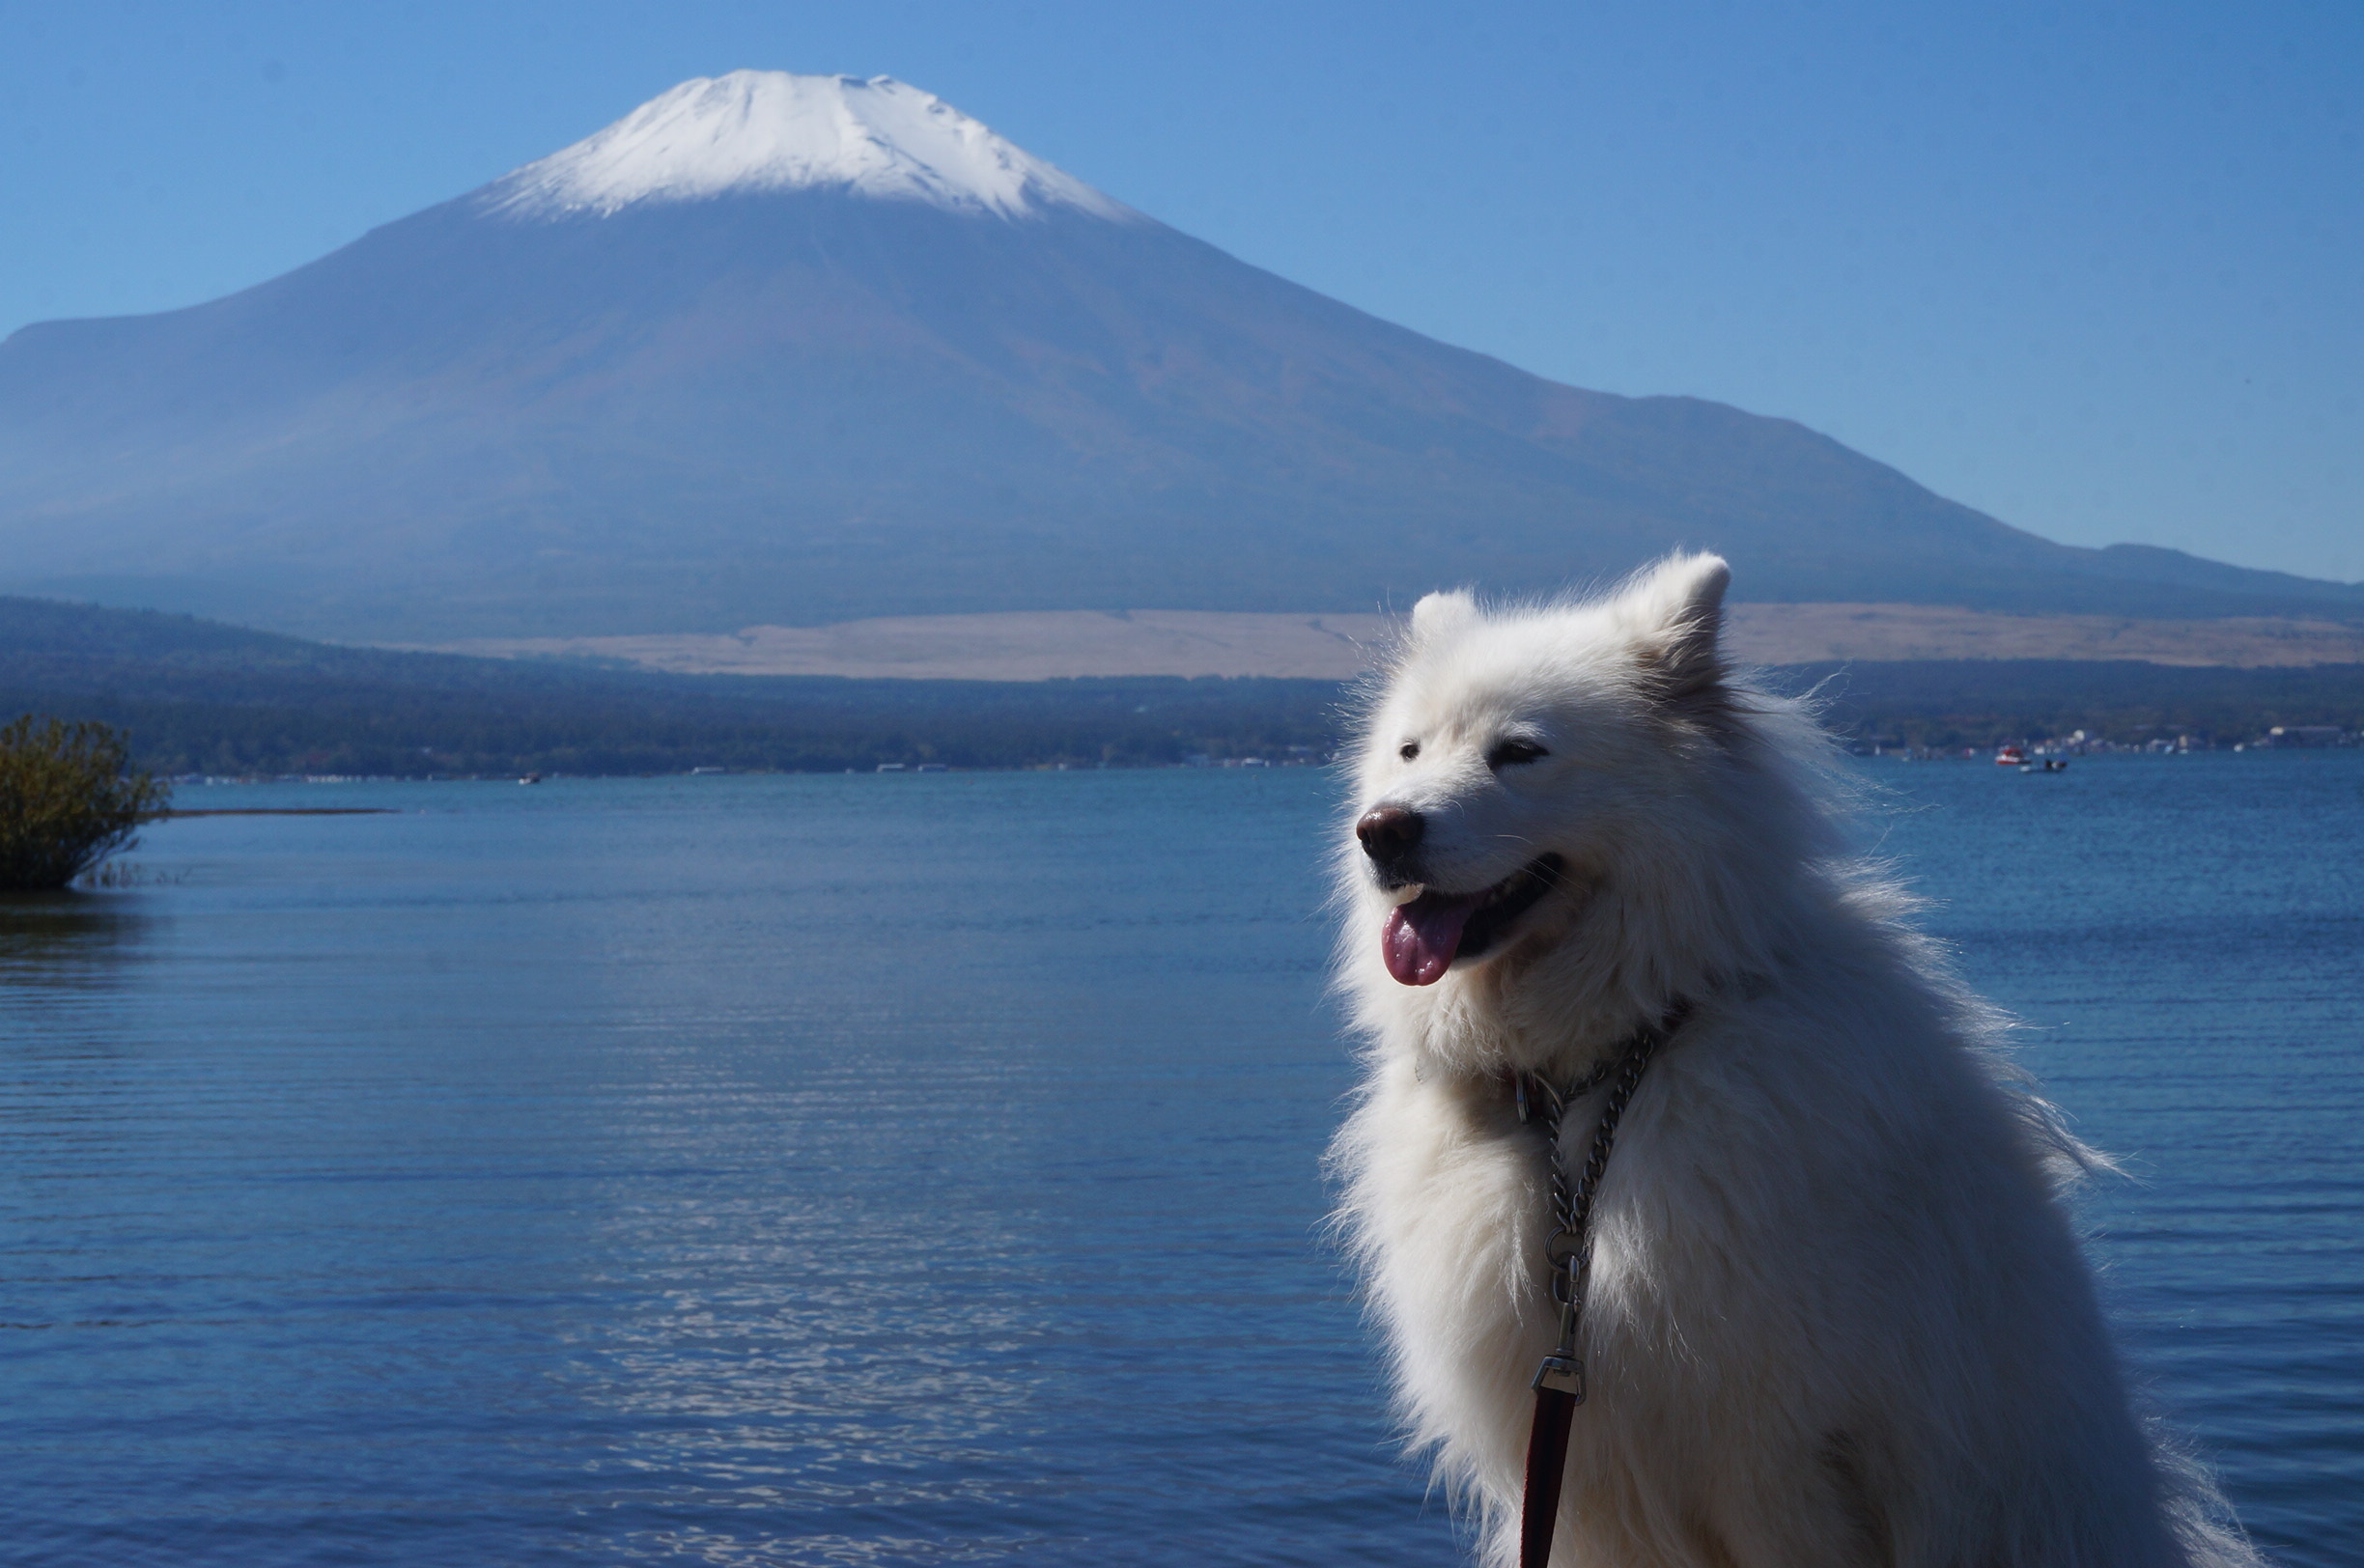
[{"xmin": 1340, "ymin": 552, "xmax": 1831, "ymax": 1034}]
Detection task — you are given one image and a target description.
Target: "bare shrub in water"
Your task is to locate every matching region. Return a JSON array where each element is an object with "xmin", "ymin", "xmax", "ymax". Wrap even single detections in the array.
[{"xmin": 0, "ymin": 716, "xmax": 170, "ymax": 890}]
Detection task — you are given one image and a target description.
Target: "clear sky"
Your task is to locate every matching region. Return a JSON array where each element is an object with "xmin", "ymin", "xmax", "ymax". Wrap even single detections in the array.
[{"xmin": 3, "ymin": 0, "xmax": 2357, "ymax": 582}]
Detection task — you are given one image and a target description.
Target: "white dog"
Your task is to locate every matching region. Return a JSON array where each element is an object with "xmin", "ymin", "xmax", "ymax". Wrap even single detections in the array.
[{"xmin": 1328, "ymin": 553, "xmax": 2258, "ymax": 1568}]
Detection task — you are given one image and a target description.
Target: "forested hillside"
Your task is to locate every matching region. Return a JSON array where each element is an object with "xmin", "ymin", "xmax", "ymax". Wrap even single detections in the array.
[{"xmin": 1, "ymin": 598, "xmax": 2354, "ymax": 773}]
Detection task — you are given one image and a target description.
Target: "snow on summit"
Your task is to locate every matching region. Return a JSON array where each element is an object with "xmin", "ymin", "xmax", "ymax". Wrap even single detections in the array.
[{"xmin": 484, "ymin": 71, "xmax": 1129, "ymax": 221}]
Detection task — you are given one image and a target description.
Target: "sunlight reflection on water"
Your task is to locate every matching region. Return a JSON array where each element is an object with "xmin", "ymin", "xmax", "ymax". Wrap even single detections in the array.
[{"xmin": 0, "ymin": 757, "xmax": 2355, "ymax": 1565}]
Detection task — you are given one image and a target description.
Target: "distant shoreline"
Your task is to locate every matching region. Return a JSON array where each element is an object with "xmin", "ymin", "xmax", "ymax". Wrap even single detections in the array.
[{"xmin": 8, "ymin": 595, "xmax": 2356, "ymax": 777}]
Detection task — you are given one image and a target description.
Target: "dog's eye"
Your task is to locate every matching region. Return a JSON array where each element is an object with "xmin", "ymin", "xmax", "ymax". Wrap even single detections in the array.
[
  {"xmin": 1398, "ymin": 742, "xmax": 1421, "ymax": 762},
  {"xmin": 1487, "ymin": 738, "xmax": 1548, "ymax": 769}
]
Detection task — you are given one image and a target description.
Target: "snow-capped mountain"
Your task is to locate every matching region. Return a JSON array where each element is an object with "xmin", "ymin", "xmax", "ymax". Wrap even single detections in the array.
[
  {"xmin": 482, "ymin": 71, "xmax": 1132, "ymax": 222},
  {"xmin": 0, "ymin": 73, "xmax": 2352, "ymax": 641}
]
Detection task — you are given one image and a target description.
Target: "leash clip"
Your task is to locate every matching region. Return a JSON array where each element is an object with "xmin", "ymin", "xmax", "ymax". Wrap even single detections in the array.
[
  {"xmin": 1534, "ymin": 1293, "xmax": 1588, "ymax": 1401},
  {"xmin": 1531, "ymin": 1353, "xmax": 1586, "ymax": 1402}
]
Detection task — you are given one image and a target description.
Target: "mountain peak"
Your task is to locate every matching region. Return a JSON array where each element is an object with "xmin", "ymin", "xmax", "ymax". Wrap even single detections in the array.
[{"xmin": 482, "ymin": 70, "xmax": 1132, "ymax": 222}]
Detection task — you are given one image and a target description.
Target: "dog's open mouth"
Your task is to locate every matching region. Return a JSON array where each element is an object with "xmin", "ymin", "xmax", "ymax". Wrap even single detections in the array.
[{"xmin": 1381, "ymin": 855, "xmax": 1562, "ymax": 987}]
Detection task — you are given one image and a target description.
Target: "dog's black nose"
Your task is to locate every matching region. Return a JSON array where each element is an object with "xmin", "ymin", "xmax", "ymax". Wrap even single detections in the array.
[{"xmin": 1357, "ymin": 806, "xmax": 1425, "ymax": 869}]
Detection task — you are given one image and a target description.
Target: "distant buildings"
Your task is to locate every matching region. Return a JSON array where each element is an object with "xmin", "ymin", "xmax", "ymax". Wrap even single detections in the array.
[{"xmin": 2263, "ymin": 725, "xmax": 2349, "ymax": 747}]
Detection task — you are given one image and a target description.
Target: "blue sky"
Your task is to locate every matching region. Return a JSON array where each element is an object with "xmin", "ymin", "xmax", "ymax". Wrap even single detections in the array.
[{"xmin": 2, "ymin": 0, "xmax": 2357, "ymax": 583}]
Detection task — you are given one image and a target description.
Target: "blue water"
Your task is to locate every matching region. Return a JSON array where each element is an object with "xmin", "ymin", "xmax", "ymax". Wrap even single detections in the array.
[{"xmin": 1, "ymin": 755, "xmax": 2356, "ymax": 1566}]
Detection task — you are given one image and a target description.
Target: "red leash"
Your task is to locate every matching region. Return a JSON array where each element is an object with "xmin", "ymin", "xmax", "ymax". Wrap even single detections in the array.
[
  {"xmin": 1513, "ymin": 1006, "xmax": 1684, "ymax": 1567},
  {"xmin": 1521, "ymin": 1380, "xmax": 1583, "ymax": 1567}
]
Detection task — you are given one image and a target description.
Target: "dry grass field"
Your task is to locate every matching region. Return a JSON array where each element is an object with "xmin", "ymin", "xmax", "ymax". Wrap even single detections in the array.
[{"xmin": 413, "ymin": 604, "xmax": 2364, "ymax": 682}]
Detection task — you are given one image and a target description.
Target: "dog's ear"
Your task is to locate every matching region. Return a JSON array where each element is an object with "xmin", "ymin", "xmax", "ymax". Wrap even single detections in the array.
[
  {"xmin": 1618, "ymin": 552, "xmax": 1731, "ymax": 705},
  {"xmin": 1409, "ymin": 590, "xmax": 1479, "ymax": 641}
]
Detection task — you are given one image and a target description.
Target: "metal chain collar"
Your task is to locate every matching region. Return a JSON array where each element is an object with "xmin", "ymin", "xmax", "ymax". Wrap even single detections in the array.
[{"xmin": 1513, "ymin": 1013, "xmax": 1676, "ymax": 1403}]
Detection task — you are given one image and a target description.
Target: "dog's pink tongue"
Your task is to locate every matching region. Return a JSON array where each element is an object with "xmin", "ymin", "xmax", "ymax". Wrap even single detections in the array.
[{"xmin": 1383, "ymin": 893, "xmax": 1482, "ymax": 987}]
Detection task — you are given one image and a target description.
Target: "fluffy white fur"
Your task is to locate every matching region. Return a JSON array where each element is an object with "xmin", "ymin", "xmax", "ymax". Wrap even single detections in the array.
[{"xmin": 1328, "ymin": 553, "xmax": 2259, "ymax": 1568}]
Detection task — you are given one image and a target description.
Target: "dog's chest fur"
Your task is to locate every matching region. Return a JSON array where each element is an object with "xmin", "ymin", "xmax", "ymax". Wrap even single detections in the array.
[{"xmin": 1358, "ymin": 1015, "xmax": 1972, "ymax": 1568}]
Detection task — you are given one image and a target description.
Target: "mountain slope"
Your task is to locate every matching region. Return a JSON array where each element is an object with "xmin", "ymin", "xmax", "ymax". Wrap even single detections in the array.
[{"xmin": 1, "ymin": 70, "xmax": 2355, "ymax": 640}]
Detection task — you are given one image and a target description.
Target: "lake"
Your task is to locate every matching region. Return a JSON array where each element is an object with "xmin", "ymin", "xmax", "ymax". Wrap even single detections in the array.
[{"xmin": 2, "ymin": 755, "xmax": 2357, "ymax": 1566}]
